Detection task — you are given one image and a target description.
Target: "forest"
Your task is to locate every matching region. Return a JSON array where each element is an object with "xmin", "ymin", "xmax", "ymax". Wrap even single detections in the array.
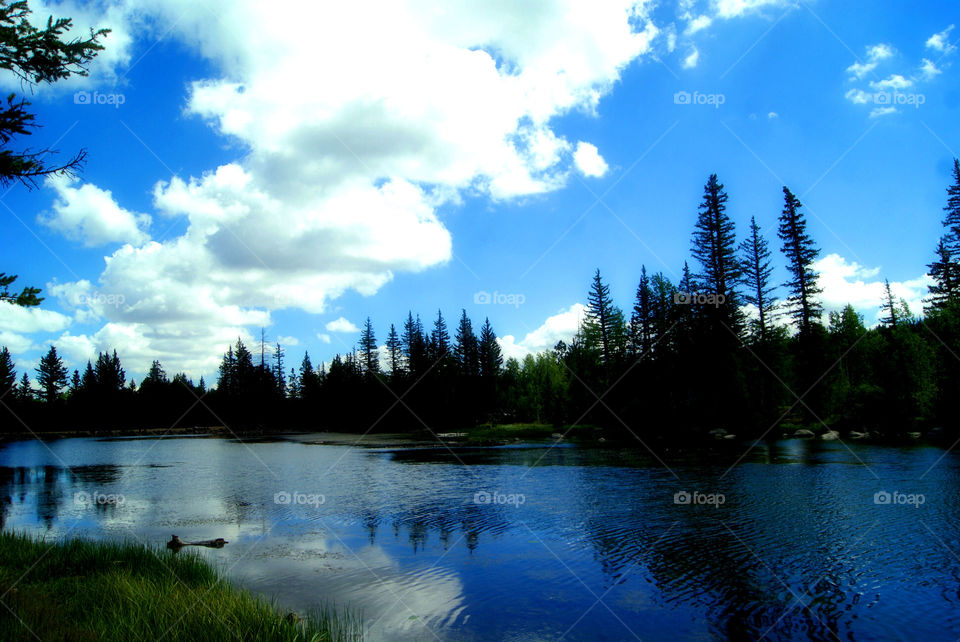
[{"xmin": 3, "ymin": 163, "xmax": 960, "ymax": 443}]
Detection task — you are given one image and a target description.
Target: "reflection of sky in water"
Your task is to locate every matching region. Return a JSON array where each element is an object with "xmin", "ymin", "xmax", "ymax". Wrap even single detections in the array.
[{"xmin": 1, "ymin": 436, "xmax": 960, "ymax": 640}]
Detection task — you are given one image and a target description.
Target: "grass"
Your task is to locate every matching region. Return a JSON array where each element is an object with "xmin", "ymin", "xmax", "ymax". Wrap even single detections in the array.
[
  {"xmin": 463, "ymin": 422, "xmax": 603, "ymax": 442},
  {"xmin": 0, "ymin": 531, "xmax": 362, "ymax": 641}
]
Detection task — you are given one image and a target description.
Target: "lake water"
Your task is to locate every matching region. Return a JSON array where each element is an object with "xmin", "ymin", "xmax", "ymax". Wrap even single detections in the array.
[{"xmin": 1, "ymin": 434, "xmax": 959, "ymax": 641}]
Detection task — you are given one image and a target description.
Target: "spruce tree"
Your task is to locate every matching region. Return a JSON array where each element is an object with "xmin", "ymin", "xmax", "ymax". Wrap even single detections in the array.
[
  {"xmin": 36, "ymin": 345, "xmax": 67, "ymax": 402},
  {"xmin": 778, "ymin": 186, "xmax": 823, "ymax": 334},
  {"xmin": 584, "ymin": 269, "xmax": 626, "ymax": 365},
  {"xmin": 478, "ymin": 318, "xmax": 502, "ymax": 378},
  {"xmin": 359, "ymin": 317, "xmax": 379, "ymax": 376},
  {"xmin": 691, "ymin": 174, "xmax": 740, "ymax": 312},
  {"xmin": 927, "ymin": 236, "xmax": 958, "ymax": 311},
  {"xmin": 739, "ymin": 215, "xmax": 777, "ymax": 342},
  {"xmin": 629, "ymin": 266, "xmax": 653, "ymax": 357},
  {"xmin": 385, "ymin": 323, "xmax": 403, "ymax": 379},
  {"xmin": 0, "ymin": 347, "xmax": 15, "ymax": 397},
  {"xmin": 454, "ymin": 309, "xmax": 479, "ymax": 377}
]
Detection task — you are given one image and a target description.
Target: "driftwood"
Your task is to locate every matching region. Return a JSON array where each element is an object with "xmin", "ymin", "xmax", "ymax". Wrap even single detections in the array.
[{"xmin": 166, "ymin": 534, "xmax": 228, "ymax": 550}]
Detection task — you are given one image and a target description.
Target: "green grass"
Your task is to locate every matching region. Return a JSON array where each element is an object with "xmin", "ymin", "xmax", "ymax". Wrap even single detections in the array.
[
  {"xmin": 463, "ymin": 422, "xmax": 603, "ymax": 441},
  {"xmin": 0, "ymin": 531, "xmax": 362, "ymax": 641}
]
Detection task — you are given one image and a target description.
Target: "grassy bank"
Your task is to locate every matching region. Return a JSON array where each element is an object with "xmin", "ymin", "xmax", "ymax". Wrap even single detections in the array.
[
  {"xmin": 0, "ymin": 532, "xmax": 361, "ymax": 641},
  {"xmin": 458, "ymin": 422, "xmax": 604, "ymax": 442}
]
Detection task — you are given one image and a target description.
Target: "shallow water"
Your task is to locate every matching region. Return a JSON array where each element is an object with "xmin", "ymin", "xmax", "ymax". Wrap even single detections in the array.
[{"xmin": 1, "ymin": 434, "xmax": 958, "ymax": 640}]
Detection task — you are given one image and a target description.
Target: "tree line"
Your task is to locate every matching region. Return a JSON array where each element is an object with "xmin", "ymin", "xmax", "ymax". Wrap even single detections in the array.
[{"xmin": 3, "ymin": 163, "xmax": 960, "ymax": 441}]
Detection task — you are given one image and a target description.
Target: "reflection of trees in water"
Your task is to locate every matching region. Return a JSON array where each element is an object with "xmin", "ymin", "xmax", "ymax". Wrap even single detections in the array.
[{"xmin": 0, "ymin": 464, "xmax": 125, "ymax": 531}]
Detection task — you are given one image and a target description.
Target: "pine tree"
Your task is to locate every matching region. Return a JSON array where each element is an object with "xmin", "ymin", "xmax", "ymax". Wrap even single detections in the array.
[
  {"xmin": 478, "ymin": 318, "xmax": 502, "ymax": 378},
  {"xmin": 385, "ymin": 323, "xmax": 403, "ymax": 379},
  {"xmin": 927, "ymin": 236, "xmax": 958, "ymax": 311},
  {"xmin": 145, "ymin": 360, "xmax": 167, "ymax": 385},
  {"xmin": 778, "ymin": 186, "xmax": 823, "ymax": 334},
  {"xmin": 273, "ymin": 342, "xmax": 286, "ymax": 396},
  {"xmin": 359, "ymin": 317, "xmax": 379, "ymax": 376},
  {"xmin": 429, "ymin": 310, "xmax": 450, "ymax": 362},
  {"xmin": 81, "ymin": 360, "xmax": 96, "ymax": 390},
  {"xmin": 36, "ymin": 345, "xmax": 67, "ymax": 402},
  {"xmin": 691, "ymin": 174, "xmax": 740, "ymax": 310},
  {"xmin": 454, "ymin": 309, "xmax": 480, "ymax": 376},
  {"xmin": 0, "ymin": 347, "xmax": 15, "ymax": 397},
  {"xmin": 299, "ymin": 351, "xmax": 320, "ymax": 400},
  {"xmin": 94, "ymin": 350, "xmax": 126, "ymax": 391},
  {"xmin": 217, "ymin": 346, "xmax": 236, "ymax": 394},
  {"xmin": 943, "ymin": 158, "xmax": 960, "ymax": 253},
  {"xmin": 739, "ymin": 215, "xmax": 778, "ymax": 342},
  {"xmin": 287, "ymin": 367, "xmax": 300, "ymax": 398},
  {"xmin": 584, "ymin": 269, "xmax": 626, "ymax": 365},
  {"xmin": 69, "ymin": 369, "xmax": 81, "ymax": 395},
  {"xmin": 401, "ymin": 312, "xmax": 426, "ymax": 376},
  {"xmin": 629, "ymin": 266, "xmax": 653, "ymax": 357},
  {"xmin": 882, "ymin": 279, "xmax": 898, "ymax": 327},
  {"xmin": 16, "ymin": 372, "xmax": 32, "ymax": 401}
]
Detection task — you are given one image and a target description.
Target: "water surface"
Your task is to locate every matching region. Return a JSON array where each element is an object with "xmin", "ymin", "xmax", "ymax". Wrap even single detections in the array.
[{"xmin": 1, "ymin": 434, "xmax": 958, "ymax": 640}]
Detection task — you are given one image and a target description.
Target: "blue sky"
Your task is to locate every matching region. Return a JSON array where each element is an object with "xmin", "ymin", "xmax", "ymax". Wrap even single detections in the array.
[{"xmin": 0, "ymin": 0, "xmax": 957, "ymax": 383}]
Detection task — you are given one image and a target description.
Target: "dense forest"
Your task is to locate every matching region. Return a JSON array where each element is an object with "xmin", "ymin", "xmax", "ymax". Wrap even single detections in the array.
[{"xmin": 3, "ymin": 162, "xmax": 960, "ymax": 443}]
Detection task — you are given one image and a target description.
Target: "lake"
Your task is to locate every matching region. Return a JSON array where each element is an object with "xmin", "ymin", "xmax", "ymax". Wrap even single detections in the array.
[{"xmin": 1, "ymin": 434, "xmax": 959, "ymax": 641}]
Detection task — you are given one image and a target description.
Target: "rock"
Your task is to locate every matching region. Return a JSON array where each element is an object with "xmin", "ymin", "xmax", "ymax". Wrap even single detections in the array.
[
  {"xmin": 709, "ymin": 428, "xmax": 728, "ymax": 439},
  {"xmin": 849, "ymin": 431, "xmax": 869, "ymax": 440},
  {"xmin": 598, "ymin": 437, "xmax": 606, "ymax": 443},
  {"xmin": 820, "ymin": 430, "xmax": 840, "ymax": 441},
  {"xmin": 793, "ymin": 429, "xmax": 815, "ymax": 438},
  {"xmin": 551, "ymin": 433, "xmax": 564, "ymax": 440},
  {"xmin": 907, "ymin": 432, "xmax": 922, "ymax": 440},
  {"xmin": 723, "ymin": 434, "xmax": 736, "ymax": 440}
]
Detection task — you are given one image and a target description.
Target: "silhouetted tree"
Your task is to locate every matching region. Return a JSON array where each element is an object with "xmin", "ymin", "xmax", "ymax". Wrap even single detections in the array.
[
  {"xmin": 36, "ymin": 346, "xmax": 67, "ymax": 402},
  {"xmin": 778, "ymin": 186, "xmax": 823, "ymax": 334}
]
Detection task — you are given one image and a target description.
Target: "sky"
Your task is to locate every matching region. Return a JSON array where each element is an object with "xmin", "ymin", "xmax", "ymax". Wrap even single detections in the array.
[{"xmin": 0, "ymin": 0, "xmax": 958, "ymax": 384}]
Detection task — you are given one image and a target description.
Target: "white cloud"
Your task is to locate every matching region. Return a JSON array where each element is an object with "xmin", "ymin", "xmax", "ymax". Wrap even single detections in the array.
[
  {"xmin": 869, "ymin": 106, "xmax": 897, "ymax": 118},
  {"xmin": 0, "ymin": 302, "xmax": 72, "ymax": 335},
  {"xmin": 920, "ymin": 58, "xmax": 942, "ymax": 80},
  {"xmin": 815, "ymin": 253, "xmax": 932, "ymax": 324},
  {"xmin": 846, "ymin": 43, "xmax": 894, "ymax": 79},
  {"xmin": 325, "ymin": 317, "xmax": 360, "ymax": 333},
  {"xmin": 685, "ymin": 15, "xmax": 713, "ymax": 35},
  {"xmin": 573, "ymin": 142, "xmax": 609, "ymax": 178},
  {"xmin": 767, "ymin": 111, "xmax": 779, "ymax": 119},
  {"xmin": 277, "ymin": 335, "xmax": 299, "ymax": 346},
  {"xmin": 39, "ymin": 175, "xmax": 151, "ymax": 247},
  {"xmin": 712, "ymin": 0, "xmax": 790, "ymax": 19},
  {"xmin": 682, "ymin": 47, "xmax": 700, "ymax": 68},
  {"xmin": 497, "ymin": 303, "xmax": 586, "ymax": 361},
  {"xmin": 41, "ymin": 0, "xmax": 662, "ymax": 379},
  {"xmin": 869, "ymin": 74, "xmax": 913, "ymax": 91},
  {"xmin": 926, "ymin": 25, "xmax": 956, "ymax": 54},
  {"xmin": 317, "ymin": 334, "xmax": 332, "ymax": 344}
]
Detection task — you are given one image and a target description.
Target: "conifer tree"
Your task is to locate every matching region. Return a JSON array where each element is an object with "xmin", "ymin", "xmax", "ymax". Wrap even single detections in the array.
[
  {"xmin": 778, "ymin": 186, "xmax": 823, "ymax": 334},
  {"xmin": 36, "ymin": 345, "xmax": 67, "ymax": 402},
  {"xmin": 739, "ymin": 215, "xmax": 777, "ymax": 342}
]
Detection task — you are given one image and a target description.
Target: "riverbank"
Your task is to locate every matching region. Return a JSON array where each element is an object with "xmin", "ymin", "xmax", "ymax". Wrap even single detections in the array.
[{"xmin": 0, "ymin": 532, "xmax": 361, "ymax": 641}]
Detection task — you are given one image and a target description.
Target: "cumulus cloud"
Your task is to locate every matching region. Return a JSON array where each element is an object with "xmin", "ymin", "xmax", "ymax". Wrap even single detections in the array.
[
  {"xmin": 277, "ymin": 335, "xmax": 299, "ymax": 346},
  {"xmin": 573, "ymin": 142, "xmax": 609, "ymax": 178},
  {"xmin": 920, "ymin": 58, "xmax": 942, "ymax": 80},
  {"xmin": 815, "ymin": 253, "xmax": 932, "ymax": 324},
  {"xmin": 497, "ymin": 303, "xmax": 586, "ymax": 361},
  {"xmin": 317, "ymin": 334, "xmax": 332, "ymax": 344},
  {"xmin": 39, "ymin": 176, "xmax": 151, "ymax": 247},
  {"xmin": 325, "ymin": 317, "xmax": 360, "ymax": 333},
  {"xmin": 37, "ymin": 0, "xmax": 663, "ymax": 379},
  {"xmin": 845, "ymin": 40, "xmax": 948, "ymax": 117}
]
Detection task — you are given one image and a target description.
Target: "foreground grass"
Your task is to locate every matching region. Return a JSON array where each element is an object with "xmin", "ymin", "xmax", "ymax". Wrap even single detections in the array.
[{"xmin": 0, "ymin": 532, "xmax": 361, "ymax": 641}]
